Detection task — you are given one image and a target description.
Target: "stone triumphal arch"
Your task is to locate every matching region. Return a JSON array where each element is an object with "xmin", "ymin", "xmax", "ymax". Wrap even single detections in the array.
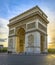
[{"xmin": 8, "ymin": 6, "xmax": 49, "ymax": 53}]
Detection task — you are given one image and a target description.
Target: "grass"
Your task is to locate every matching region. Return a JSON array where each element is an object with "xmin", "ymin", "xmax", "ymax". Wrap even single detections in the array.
[
  {"xmin": 48, "ymin": 48, "xmax": 55, "ymax": 54},
  {"xmin": 0, "ymin": 47, "xmax": 55, "ymax": 53},
  {"xmin": 0, "ymin": 47, "xmax": 7, "ymax": 52}
]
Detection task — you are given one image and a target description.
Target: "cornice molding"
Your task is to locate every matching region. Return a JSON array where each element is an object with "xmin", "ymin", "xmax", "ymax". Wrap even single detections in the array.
[{"xmin": 8, "ymin": 11, "xmax": 49, "ymax": 27}]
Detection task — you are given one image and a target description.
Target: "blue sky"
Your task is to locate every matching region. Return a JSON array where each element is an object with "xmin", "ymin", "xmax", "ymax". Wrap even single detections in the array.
[
  {"xmin": 0, "ymin": 0, "xmax": 55, "ymax": 19},
  {"xmin": 0, "ymin": 0, "xmax": 55, "ymax": 47}
]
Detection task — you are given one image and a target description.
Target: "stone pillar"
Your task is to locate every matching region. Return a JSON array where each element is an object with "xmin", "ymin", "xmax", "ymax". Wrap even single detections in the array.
[
  {"xmin": 34, "ymin": 31, "xmax": 41, "ymax": 53},
  {"xmin": 25, "ymin": 31, "xmax": 41, "ymax": 53},
  {"xmin": 8, "ymin": 38, "xmax": 12, "ymax": 52},
  {"xmin": 8, "ymin": 36, "xmax": 17, "ymax": 53},
  {"xmin": 12, "ymin": 36, "xmax": 17, "ymax": 53},
  {"xmin": 44, "ymin": 35, "xmax": 48, "ymax": 52}
]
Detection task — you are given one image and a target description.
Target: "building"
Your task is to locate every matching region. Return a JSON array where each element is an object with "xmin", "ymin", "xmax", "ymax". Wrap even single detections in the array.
[{"xmin": 8, "ymin": 6, "xmax": 49, "ymax": 53}]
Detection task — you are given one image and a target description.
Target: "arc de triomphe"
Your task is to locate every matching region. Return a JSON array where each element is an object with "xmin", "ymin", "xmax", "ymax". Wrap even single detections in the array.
[{"xmin": 8, "ymin": 6, "xmax": 49, "ymax": 53}]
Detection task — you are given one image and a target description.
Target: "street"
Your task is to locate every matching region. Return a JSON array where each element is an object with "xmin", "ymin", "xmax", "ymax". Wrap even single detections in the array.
[{"xmin": 0, "ymin": 53, "xmax": 55, "ymax": 65}]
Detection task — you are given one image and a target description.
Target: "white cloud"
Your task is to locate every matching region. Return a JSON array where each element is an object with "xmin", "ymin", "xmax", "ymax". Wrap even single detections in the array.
[
  {"xmin": 0, "ymin": 18, "xmax": 9, "ymax": 35},
  {"xmin": 0, "ymin": 18, "xmax": 9, "ymax": 27},
  {"xmin": 0, "ymin": 18, "xmax": 8, "ymax": 47}
]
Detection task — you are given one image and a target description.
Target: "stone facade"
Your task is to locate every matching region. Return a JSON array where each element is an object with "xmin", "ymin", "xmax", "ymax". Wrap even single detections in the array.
[{"xmin": 8, "ymin": 6, "xmax": 49, "ymax": 53}]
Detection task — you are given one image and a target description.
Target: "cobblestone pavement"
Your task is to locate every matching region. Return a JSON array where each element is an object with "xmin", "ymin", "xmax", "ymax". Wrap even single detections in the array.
[{"xmin": 0, "ymin": 53, "xmax": 55, "ymax": 65}]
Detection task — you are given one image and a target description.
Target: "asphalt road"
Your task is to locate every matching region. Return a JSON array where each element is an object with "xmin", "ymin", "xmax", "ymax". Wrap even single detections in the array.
[{"xmin": 0, "ymin": 53, "xmax": 55, "ymax": 65}]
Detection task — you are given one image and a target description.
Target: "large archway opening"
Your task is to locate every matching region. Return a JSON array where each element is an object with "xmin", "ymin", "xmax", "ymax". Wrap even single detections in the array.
[{"xmin": 16, "ymin": 28, "xmax": 25, "ymax": 53}]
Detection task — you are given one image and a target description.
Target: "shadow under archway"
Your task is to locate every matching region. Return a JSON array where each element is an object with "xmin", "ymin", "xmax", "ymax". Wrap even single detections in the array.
[{"xmin": 16, "ymin": 28, "xmax": 25, "ymax": 53}]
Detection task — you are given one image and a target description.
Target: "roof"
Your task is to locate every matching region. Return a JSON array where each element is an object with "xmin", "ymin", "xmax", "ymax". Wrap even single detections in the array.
[{"xmin": 8, "ymin": 6, "xmax": 49, "ymax": 26}]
